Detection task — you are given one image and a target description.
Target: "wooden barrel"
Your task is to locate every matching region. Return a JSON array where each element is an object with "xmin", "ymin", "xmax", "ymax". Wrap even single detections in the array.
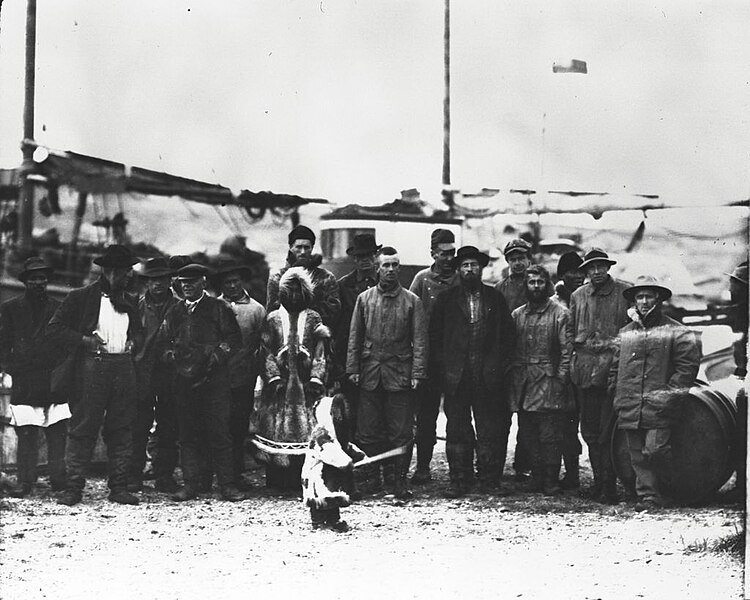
[{"xmin": 611, "ymin": 381, "xmax": 739, "ymax": 506}]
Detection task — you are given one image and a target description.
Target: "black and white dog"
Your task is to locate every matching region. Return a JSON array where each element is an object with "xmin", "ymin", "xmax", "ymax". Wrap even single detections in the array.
[{"xmin": 302, "ymin": 394, "xmax": 364, "ymax": 531}]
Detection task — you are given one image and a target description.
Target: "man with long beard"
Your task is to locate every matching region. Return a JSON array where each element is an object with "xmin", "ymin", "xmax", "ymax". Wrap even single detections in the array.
[
  {"xmin": 49, "ymin": 245, "xmax": 144, "ymax": 506},
  {"xmin": 430, "ymin": 246, "xmax": 515, "ymax": 498}
]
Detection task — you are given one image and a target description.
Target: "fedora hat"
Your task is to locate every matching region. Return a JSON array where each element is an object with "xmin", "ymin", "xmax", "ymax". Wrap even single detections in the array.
[
  {"xmin": 93, "ymin": 244, "xmax": 139, "ymax": 268},
  {"xmin": 175, "ymin": 263, "xmax": 211, "ymax": 279},
  {"xmin": 453, "ymin": 245, "xmax": 490, "ymax": 269},
  {"xmin": 623, "ymin": 274, "xmax": 672, "ymax": 302},
  {"xmin": 726, "ymin": 261, "xmax": 749, "ymax": 286},
  {"xmin": 210, "ymin": 259, "xmax": 252, "ymax": 286},
  {"xmin": 556, "ymin": 251, "xmax": 584, "ymax": 279},
  {"xmin": 346, "ymin": 233, "xmax": 382, "ymax": 256},
  {"xmin": 17, "ymin": 256, "xmax": 54, "ymax": 282},
  {"xmin": 139, "ymin": 257, "xmax": 173, "ymax": 278},
  {"xmin": 579, "ymin": 247, "xmax": 617, "ymax": 270}
]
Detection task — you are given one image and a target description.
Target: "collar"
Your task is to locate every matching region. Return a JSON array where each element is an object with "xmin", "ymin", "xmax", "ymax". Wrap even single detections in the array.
[
  {"xmin": 377, "ymin": 282, "xmax": 402, "ymax": 297},
  {"xmin": 219, "ymin": 290, "xmax": 250, "ymax": 305},
  {"xmin": 430, "ymin": 264, "xmax": 457, "ymax": 284},
  {"xmin": 184, "ymin": 291, "xmax": 208, "ymax": 311},
  {"xmin": 355, "ymin": 270, "xmax": 376, "ymax": 284},
  {"xmin": 587, "ymin": 276, "xmax": 615, "ymax": 296}
]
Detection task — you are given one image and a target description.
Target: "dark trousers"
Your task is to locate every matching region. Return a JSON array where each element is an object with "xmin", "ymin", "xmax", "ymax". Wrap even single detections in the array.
[
  {"xmin": 177, "ymin": 375, "xmax": 233, "ymax": 489},
  {"xmin": 355, "ymin": 385, "xmax": 415, "ymax": 455},
  {"xmin": 518, "ymin": 411, "xmax": 566, "ymax": 473},
  {"xmin": 414, "ymin": 377, "xmax": 442, "ymax": 467},
  {"xmin": 14, "ymin": 421, "xmax": 67, "ymax": 488},
  {"xmin": 230, "ymin": 382, "xmax": 256, "ymax": 482},
  {"xmin": 130, "ymin": 366, "xmax": 178, "ymax": 481},
  {"xmin": 579, "ymin": 386, "xmax": 616, "ymax": 487},
  {"xmin": 444, "ymin": 375, "xmax": 509, "ymax": 485},
  {"xmin": 66, "ymin": 354, "xmax": 137, "ymax": 493}
]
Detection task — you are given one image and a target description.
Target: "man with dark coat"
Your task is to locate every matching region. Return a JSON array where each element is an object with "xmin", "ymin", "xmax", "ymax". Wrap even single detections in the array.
[
  {"xmin": 127, "ymin": 257, "xmax": 180, "ymax": 493},
  {"xmin": 408, "ymin": 228, "xmax": 459, "ymax": 483},
  {"xmin": 569, "ymin": 248, "xmax": 630, "ymax": 503},
  {"xmin": 551, "ymin": 251, "xmax": 586, "ymax": 491},
  {"xmin": 0, "ymin": 258, "xmax": 69, "ymax": 497},
  {"xmin": 214, "ymin": 260, "xmax": 266, "ymax": 490},
  {"xmin": 609, "ymin": 275, "xmax": 700, "ymax": 510},
  {"xmin": 158, "ymin": 263, "xmax": 244, "ymax": 502},
  {"xmin": 347, "ymin": 247, "xmax": 427, "ymax": 500},
  {"xmin": 495, "ymin": 237, "xmax": 534, "ymax": 480},
  {"xmin": 266, "ymin": 224, "xmax": 341, "ymax": 330},
  {"xmin": 509, "ymin": 265, "xmax": 573, "ymax": 496},
  {"xmin": 430, "ymin": 246, "xmax": 515, "ymax": 498},
  {"xmin": 49, "ymin": 245, "xmax": 144, "ymax": 506},
  {"xmin": 333, "ymin": 234, "xmax": 380, "ymax": 429}
]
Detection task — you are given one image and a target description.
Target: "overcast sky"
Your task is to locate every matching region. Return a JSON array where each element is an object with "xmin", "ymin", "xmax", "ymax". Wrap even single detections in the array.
[{"xmin": 1, "ymin": 0, "xmax": 748, "ymax": 207}]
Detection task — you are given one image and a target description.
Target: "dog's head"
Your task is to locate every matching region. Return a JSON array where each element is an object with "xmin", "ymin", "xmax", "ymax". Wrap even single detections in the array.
[{"xmin": 308, "ymin": 425, "xmax": 352, "ymax": 470}]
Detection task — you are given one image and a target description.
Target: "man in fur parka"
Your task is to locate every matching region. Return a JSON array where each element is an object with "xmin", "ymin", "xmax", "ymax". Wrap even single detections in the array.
[{"xmin": 253, "ymin": 267, "xmax": 331, "ymax": 488}]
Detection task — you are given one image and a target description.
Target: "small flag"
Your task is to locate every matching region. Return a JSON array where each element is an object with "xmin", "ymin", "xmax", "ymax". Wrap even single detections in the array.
[{"xmin": 552, "ymin": 59, "xmax": 588, "ymax": 74}]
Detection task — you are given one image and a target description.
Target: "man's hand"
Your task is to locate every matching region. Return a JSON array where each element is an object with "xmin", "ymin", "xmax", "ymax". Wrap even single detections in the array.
[
  {"xmin": 411, "ymin": 378, "xmax": 420, "ymax": 390},
  {"xmin": 82, "ymin": 334, "xmax": 104, "ymax": 352},
  {"xmin": 348, "ymin": 373, "xmax": 360, "ymax": 386},
  {"xmin": 269, "ymin": 379, "xmax": 286, "ymax": 396}
]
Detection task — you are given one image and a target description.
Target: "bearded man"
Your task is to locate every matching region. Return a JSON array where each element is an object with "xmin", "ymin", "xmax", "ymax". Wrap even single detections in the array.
[
  {"xmin": 509, "ymin": 265, "xmax": 573, "ymax": 496},
  {"xmin": 430, "ymin": 246, "xmax": 515, "ymax": 498},
  {"xmin": 49, "ymin": 245, "xmax": 144, "ymax": 506}
]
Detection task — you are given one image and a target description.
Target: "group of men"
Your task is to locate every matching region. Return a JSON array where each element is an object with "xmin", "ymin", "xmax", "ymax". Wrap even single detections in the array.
[{"xmin": 0, "ymin": 221, "xmax": 713, "ymax": 511}]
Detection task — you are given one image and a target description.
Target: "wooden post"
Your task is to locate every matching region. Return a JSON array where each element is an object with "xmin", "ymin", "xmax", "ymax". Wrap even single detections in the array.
[
  {"xmin": 67, "ymin": 192, "xmax": 88, "ymax": 284},
  {"xmin": 442, "ymin": 0, "xmax": 450, "ymax": 188},
  {"xmin": 17, "ymin": 0, "xmax": 37, "ymax": 253}
]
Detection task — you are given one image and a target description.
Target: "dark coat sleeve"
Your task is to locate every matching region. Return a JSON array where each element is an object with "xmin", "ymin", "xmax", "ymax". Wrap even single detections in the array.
[
  {"xmin": 495, "ymin": 290, "xmax": 516, "ymax": 373},
  {"xmin": 47, "ymin": 288, "xmax": 88, "ymax": 349},
  {"xmin": 411, "ymin": 297, "xmax": 428, "ymax": 380},
  {"xmin": 346, "ymin": 295, "xmax": 365, "ymax": 376}
]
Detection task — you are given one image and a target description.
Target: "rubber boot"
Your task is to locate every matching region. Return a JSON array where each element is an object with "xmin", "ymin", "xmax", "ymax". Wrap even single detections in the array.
[
  {"xmin": 597, "ymin": 456, "xmax": 619, "ymax": 505},
  {"xmin": 392, "ymin": 456, "xmax": 413, "ymax": 500},
  {"xmin": 10, "ymin": 426, "xmax": 37, "ymax": 497},
  {"xmin": 45, "ymin": 420, "xmax": 68, "ymax": 490}
]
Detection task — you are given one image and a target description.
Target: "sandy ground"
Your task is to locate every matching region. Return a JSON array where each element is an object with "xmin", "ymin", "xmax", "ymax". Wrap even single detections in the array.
[{"xmin": 0, "ymin": 439, "xmax": 743, "ymax": 600}]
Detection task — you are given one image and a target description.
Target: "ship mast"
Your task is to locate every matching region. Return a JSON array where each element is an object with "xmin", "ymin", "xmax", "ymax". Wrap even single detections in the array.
[{"xmin": 17, "ymin": 0, "xmax": 37, "ymax": 252}]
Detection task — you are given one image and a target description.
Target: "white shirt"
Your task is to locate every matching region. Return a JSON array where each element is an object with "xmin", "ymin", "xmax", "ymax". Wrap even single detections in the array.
[{"xmin": 94, "ymin": 294, "xmax": 130, "ymax": 353}]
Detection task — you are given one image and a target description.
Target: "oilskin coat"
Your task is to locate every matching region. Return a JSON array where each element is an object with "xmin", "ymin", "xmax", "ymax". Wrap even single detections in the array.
[
  {"xmin": 509, "ymin": 299, "xmax": 573, "ymax": 412},
  {"xmin": 429, "ymin": 284, "xmax": 515, "ymax": 396},
  {"xmin": 568, "ymin": 276, "xmax": 630, "ymax": 389},
  {"xmin": 610, "ymin": 308, "xmax": 700, "ymax": 430}
]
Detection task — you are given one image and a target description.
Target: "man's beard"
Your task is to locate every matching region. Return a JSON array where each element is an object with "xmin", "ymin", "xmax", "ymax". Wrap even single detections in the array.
[
  {"xmin": 461, "ymin": 273, "xmax": 480, "ymax": 291},
  {"xmin": 526, "ymin": 289, "xmax": 547, "ymax": 304}
]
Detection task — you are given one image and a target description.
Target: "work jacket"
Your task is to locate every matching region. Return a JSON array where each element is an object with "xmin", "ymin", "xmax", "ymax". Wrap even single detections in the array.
[
  {"xmin": 346, "ymin": 283, "xmax": 427, "ymax": 392},
  {"xmin": 0, "ymin": 293, "xmax": 61, "ymax": 406},
  {"xmin": 509, "ymin": 299, "xmax": 573, "ymax": 412},
  {"xmin": 429, "ymin": 283, "xmax": 515, "ymax": 396},
  {"xmin": 610, "ymin": 307, "xmax": 700, "ymax": 430},
  {"xmin": 409, "ymin": 264, "xmax": 460, "ymax": 320},
  {"xmin": 219, "ymin": 291, "xmax": 266, "ymax": 389},
  {"xmin": 568, "ymin": 276, "xmax": 630, "ymax": 389},
  {"xmin": 495, "ymin": 274, "xmax": 527, "ymax": 312},
  {"xmin": 332, "ymin": 269, "xmax": 376, "ymax": 379}
]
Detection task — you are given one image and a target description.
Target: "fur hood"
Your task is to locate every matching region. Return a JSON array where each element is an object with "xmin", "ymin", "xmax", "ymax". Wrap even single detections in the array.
[{"xmin": 279, "ymin": 266, "xmax": 315, "ymax": 298}]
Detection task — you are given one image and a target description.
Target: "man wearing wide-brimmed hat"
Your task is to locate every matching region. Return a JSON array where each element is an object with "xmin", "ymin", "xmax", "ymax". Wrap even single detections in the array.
[
  {"xmin": 0, "ymin": 257, "xmax": 69, "ymax": 498},
  {"xmin": 214, "ymin": 259, "xmax": 266, "ymax": 490},
  {"xmin": 157, "ymin": 262, "xmax": 244, "ymax": 502},
  {"xmin": 48, "ymin": 245, "xmax": 144, "ymax": 506},
  {"xmin": 430, "ymin": 246, "xmax": 515, "ymax": 497},
  {"xmin": 127, "ymin": 257, "xmax": 181, "ymax": 494},
  {"xmin": 569, "ymin": 247, "xmax": 630, "ymax": 504},
  {"xmin": 409, "ymin": 228, "xmax": 460, "ymax": 483},
  {"xmin": 609, "ymin": 275, "xmax": 699, "ymax": 511},
  {"xmin": 266, "ymin": 224, "xmax": 341, "ymax": 329}
]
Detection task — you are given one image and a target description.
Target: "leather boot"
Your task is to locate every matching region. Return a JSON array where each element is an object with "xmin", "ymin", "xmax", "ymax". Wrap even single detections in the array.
[
  {"xmin": 560, "ymin": 456, "xmax": 580, "ymax": 491},
  {"xmin": 46, "ymin": 420, "xmax": 68, "ymax": 491},
  {"xmin": 10, "ymin": 426, "xmax": 36, "ymax": 497},
  {"xmin": 392, "ymin": 456, "xmax": 413, "ymax": 500},
  {"xmin": 410, "ymin": 444, "xmax": 433, "ymax": 484},
  {"xmin": 525, "ymin": 467, "xmax": 545, "ymax": 493},
  {"xmin": 582, "ymin": 445, "xmax": 602, "ymax": 498},
  {"xmin": 543, "ymin": 466, "xmax": 562, "ymax": 496}
]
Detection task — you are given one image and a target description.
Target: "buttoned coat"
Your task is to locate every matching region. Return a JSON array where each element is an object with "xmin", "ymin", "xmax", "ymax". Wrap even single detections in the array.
[
  {"xmin": 568, "ymin": 276, "xmax": 631, "ymax": 388},
  {"xmin": 429, "ymin": 283, "xmax": 515, "ymax": 397},
  {"xmin": 409, "ymin": 265, "xmax": 460, "ymax": 320},
  {"xmin": 346, "ymin": 284, "xmax": 427, "ymax": 392},
  {"xmin": 610, "ymin": 309, "xmax": 700, "ymax": 430},
  {"xmin": 0, "ymin": 293, "xmax": 61, "ymax": 406},
  {"xmin": 509, "ymin": 299, "xmax": 573, "ymax": 412}
]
